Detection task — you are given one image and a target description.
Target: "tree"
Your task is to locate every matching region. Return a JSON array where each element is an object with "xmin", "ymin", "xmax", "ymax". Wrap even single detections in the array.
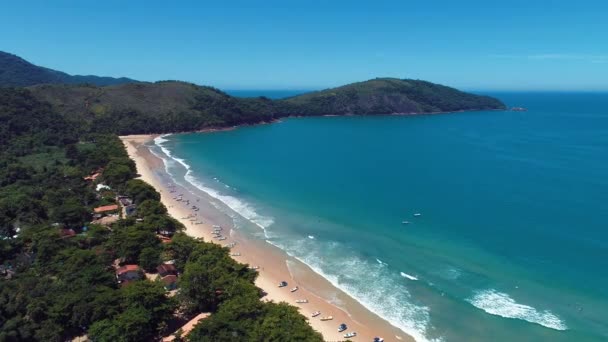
[
  {"xmin": 139, "ymin": 246, "xmax": 161, "ymax": 272},
  {"xmin": 124, "ymin": 179, "xmax": 160, "ymax": 204},
  {"xmin": 103, "ymin": 159, "xmax": 135, "ymax": 187},
  {"xmin": 137, "ymin": 199, "xmax": 167, "ymax": 217}
]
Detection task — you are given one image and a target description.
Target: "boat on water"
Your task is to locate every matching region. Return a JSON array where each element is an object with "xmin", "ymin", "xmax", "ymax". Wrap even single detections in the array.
[
  {"xmin": 338, "ymin": 323, "xmax": 347, "ymax": 332},
  {"xmin": 290, "ymin": 286, "xmax": 299, "ymax": 292},
  {"xmin": 295, "ymin": 299, "xmax": 308, "ymax": 303},
  {"xmin": 278, "ymin": 281, "xmax": 288, "ymax": 287},
  {"xmin": 344, "ymin": 332, "xmax": 357, "ymax": 338},
  {"xmin": 320, "ymin": 316, "xmax": 333, "ymax": 321},
  {"xmin": 311, "ymin": 311, "xmax": 321, "ymax": 317},
  {"xmin": 414, "ymin": 213, "xmax": 422, "ymax": 217}
]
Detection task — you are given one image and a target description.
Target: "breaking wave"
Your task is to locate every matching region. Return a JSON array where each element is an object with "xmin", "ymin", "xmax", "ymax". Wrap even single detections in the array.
[
  {"xmin": 467, "ymin": 289, "xmax": 567, "ymax": 331},
  {"xmin": 267, "ymin": 237, "xmax": 441, "ymax": 342},
  {"xmin": 152, "ymin": 134, "xmax": 275, "ymax": 230}
]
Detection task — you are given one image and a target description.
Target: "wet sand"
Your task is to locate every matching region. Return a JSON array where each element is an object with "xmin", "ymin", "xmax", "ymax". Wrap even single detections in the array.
[{"xmin": 121, "ymin": 134, "xmax": 414, "ymax": 342}]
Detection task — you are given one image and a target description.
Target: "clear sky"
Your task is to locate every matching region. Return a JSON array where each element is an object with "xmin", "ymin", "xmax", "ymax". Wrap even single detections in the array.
[{"xmin": 1, "ymin": 0, "xmax": 607, "ymax": 90}]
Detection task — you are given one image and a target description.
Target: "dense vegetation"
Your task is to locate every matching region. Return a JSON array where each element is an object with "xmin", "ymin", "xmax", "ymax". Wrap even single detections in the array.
[
  {"xmin": 0, "ymin": 51, "xmax": 137, "ymax": 87},
  {"xmin": 25, "ymin": 78, "xmax": 505, "ymax": 135},
  {"xmin": 0, "ymin": 88, "xmax": 322, "ymax": 341},
  {"xmin": 1, "ymin": 51, "xmax": 508, "ymax": 341}
]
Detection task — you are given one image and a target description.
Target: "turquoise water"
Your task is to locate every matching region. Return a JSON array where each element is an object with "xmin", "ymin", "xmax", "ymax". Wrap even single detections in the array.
[{"xmin": 154, "ymin": 93, "xmax": 608, "ymax": 341}]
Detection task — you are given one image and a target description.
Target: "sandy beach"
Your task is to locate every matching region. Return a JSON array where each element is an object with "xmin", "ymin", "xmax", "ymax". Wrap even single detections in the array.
[{"xmin": 121, "ymin": 134, "xmax": 414, "ymax": 342}]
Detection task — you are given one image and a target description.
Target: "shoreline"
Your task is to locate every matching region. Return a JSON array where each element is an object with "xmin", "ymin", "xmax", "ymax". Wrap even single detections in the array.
[
  {"xmin": 120, "ymin": 134, "xmax": 415, "ymax": 342},
  {"xmin": 145, "ymin": 108, "xmax": 506, "ymax": 136}
]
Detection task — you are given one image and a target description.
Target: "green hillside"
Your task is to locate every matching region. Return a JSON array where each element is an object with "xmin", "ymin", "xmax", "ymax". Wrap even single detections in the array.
[
  {"xmin": 0, "ymin": 51, "xmax": 137, "ymax": 87},
  {"xmin": 27, "ymin": 78, "xmax": 505, "ymax": 135},
  {"xmin": 279, "ymin": 78, "xmax": 505, "ymax": 114}
]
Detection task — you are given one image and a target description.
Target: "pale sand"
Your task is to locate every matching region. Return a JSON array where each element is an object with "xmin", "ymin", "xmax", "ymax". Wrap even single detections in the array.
[{"xmin": 120, "ymin": 135, "xmax": 414, "ymax": 342}]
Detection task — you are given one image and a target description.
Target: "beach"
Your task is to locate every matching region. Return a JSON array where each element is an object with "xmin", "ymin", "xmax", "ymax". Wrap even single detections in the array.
[{"xmin": 121, "ymin": 135, "xmax": 414, "ymax": 342}]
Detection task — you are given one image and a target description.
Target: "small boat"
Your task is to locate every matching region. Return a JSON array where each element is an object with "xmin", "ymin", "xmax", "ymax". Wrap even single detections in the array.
[
  {"xmin": 344, "ymin": 332, "xmax": 357, "ymax": 338},
  {"xmin": 218, "ymin": 237, "xmax": 227, "ymax": 241},
  {"xmin": 295, "ymin": 299, "xmax": 308, "ymax": 303},
  {"xmin": 230, "ymin": 252, "xmax": 241, "ymax": 257},
  {"xmin": 212, "ymin": 225, "xmax": 221, "ymax": 229},
  {"xmin": 249, "ymin": 266, "xmax": 260, "ymax": 270},
  {"xmin": 373, "ymin": 337, "xmax": 385, "ymax": 342},
  {"xmin": 290, "ymin": 286, "xmax": 299, "ymax": 292},
  {"xmin": 338, "ymin": 323, "xmax": 347, "ymax": 332},
  {"xmin": 278, "ymin": 281, "xmax": 288, "ymax": 287},
  {"xmin": 414, "ymin": 213, "xmax": 422, "ymax": 217},
  {"xmin": 311, "ymin": 311, "xmax": 321, "ymax": 317},
  {"xmin": 320, "ymin": 316, "xmax": 333, "ymax": 321}
]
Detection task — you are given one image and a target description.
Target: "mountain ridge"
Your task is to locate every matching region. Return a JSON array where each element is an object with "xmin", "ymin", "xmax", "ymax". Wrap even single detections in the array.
[
  {"xmin": 0, "ymin": 51, "xmax": 138, "ymax": 87},
  {"xmin": 0, "ymin": 51, "xmax": 506, "ymax": 135}
]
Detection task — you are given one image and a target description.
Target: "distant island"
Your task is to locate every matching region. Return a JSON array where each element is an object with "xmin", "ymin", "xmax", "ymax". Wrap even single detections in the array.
[{"xmin": 0, "ymin": 51, "xmax": 506, "ymax": 136}]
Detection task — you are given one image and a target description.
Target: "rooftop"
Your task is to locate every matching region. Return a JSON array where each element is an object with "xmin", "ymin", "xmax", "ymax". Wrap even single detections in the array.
[{"xmin": 94, "ymin": 204, "xmax": 119, "ymax": 213}]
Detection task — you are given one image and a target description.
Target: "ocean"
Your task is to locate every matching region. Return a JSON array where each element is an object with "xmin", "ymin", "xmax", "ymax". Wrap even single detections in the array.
[{"xmin": 150, "ymin": 92, "xmax": 608, "ymax": 341}]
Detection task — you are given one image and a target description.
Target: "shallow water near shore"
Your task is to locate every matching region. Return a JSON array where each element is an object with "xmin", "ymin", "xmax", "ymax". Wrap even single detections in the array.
[{"xmin": 151, "ymin": 92, "xmax": 608, "ymax": 341}]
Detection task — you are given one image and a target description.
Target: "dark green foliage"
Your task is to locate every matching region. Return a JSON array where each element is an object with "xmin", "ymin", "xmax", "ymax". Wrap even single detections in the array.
[
  {"xmin": 26, "ymin": 78, "xmax": 505, "ymax": 135},
  {"xmin": 124, "ymin": 179, "xmax": 160, "ymax": 204},
  {"xmin": 139, "ymin": 246, "xmax": 161, "ymax": 272},
  {"xmin": 189, "ymin": 300, "xmax": 323, "ymax": 342},
  {"xmin": 102, "ymin": 158, "xmax": 136, "ymax": 187},
  {"xmin": 0, "ymin": 51, "xmax": 137, "ymax": 87},
  {"xmin": 280, "ymin": 78, "xmax": 506, "ymax": 115},
  {"xmin": 109, "ymin": 224, "xmax": 159, "ymax": 263},
  {"xmin": 137, "ymin": 199, "xmax": 167, "ymax": 217},
  {"xmin": 0, "ymin": 86, "xmax": 322, "ymax": 342}
]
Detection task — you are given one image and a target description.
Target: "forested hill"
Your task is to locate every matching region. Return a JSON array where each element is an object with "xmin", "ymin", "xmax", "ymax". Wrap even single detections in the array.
[
  {"xmin": 0, "ymin": 51, "xmax": 137, "ymax": 87},
  {"xmin": 27, "ymin": 78, "xmax": 506, "ymax": 135},
  {"xmin": 281, "ymin": 78, "xmax": 505, "ymax": 115},
  {"xmin": 0, "ymin": 87, "xmax": 323, "ymax": 341}
]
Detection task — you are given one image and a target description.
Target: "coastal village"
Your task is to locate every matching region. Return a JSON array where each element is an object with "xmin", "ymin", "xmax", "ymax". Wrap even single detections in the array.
[{"xmin": 56, "ymin": 146, "xmax": 379, "ymax": 341}]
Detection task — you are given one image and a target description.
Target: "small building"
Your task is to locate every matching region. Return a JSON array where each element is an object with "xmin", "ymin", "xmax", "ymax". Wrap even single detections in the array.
[
  {"xmin": 59, "ymin": 228, "xmax": 76, "ymax": 238},
  {"xmin": 116, "ymin": 264, "xmax": 142, "ymax": 283},
  {"xmin": 157, "ymin": 263, "xmax": 178, "ymax": 278},
  {"xmin": 157, "ymin": 235, "xmax": 172, "ymax": 244},
  {"xmin": 84, "ymin": 173, "xmax": 101, "ymax": 181},
  {"xmin": 117, "ymin": 196, "xmax": 133, "ymax": 207},
  {"xmin": 161, "ymin": 274, "xmax": 178, "ymax": 290},
  {"xmin": 93, "ymin": 204, "xmax": 119, "ymax": 214}
]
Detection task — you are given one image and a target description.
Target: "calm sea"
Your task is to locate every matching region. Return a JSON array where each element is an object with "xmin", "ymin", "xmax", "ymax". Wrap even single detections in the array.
[{"xmin": 152, "ymin": 92, "xmax": 608, "ymax": 341}]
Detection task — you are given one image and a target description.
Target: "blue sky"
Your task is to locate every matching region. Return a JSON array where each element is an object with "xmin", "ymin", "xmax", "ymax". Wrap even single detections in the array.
[{"xmin": 1, "ymin": 0, "xmax": 607, "ymax": 90}]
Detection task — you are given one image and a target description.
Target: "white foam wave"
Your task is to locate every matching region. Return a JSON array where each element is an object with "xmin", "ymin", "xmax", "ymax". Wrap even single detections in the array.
[
  {"xmin": 308, "ymin": 235, "xmax": 315, "ymax": 239},
  {"xmin": 266, "ymin": 237, "xmax": 441, "ymax": 342},
  {"xmin": 376, "ymin": 258, "xmax": 388, "ymax": 266},
  {"xmin": 401, "ymin": 272, "xmax": 419, "ymax": 281},
  {"xmin": 467, "ymin": 289, "xmax": 567, "ymax": 331},
  {"xmin": 153, "ymin": 136, "xmax": 275, "ymax": 230}
]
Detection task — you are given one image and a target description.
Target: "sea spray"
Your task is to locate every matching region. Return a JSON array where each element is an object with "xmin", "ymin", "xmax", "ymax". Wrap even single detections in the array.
[
  {"xmin": 266, "ymin": 237, "xmax": 441, "ymax": 342},
  {"xmin": 153, "ymin": 135, "xmax": 275, "ymax": 231},
  {"xmin": 467, "ymin": 289, "xmax": 567, "ymax": 331}
]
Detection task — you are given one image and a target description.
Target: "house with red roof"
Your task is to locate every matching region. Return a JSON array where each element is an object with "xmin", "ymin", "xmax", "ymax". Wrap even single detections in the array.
[{"xmin": 116, "ymin": 264, "xmax": 142, "ymax": 283}]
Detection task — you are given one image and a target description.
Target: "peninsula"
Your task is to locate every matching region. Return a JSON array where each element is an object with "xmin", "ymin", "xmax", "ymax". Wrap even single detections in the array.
[{"xmin": 1, "ymin": 51, "xmax": 505, "ymax": 341}]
